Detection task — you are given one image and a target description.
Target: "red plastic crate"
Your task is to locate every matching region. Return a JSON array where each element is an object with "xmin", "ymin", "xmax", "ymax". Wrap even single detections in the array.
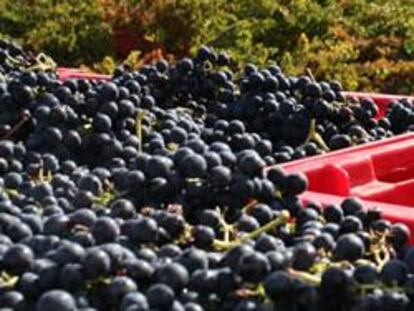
[
  {"xmin": 280, "ymin": 133, "xmax": 414, "ymax": 243},
  {"xmin": 56, "ymin": 68, "xmax": 414, "ymax": 240},
  {"xmin": 57, "ymin": 68, "xmax": 110, "ymax": 81}
]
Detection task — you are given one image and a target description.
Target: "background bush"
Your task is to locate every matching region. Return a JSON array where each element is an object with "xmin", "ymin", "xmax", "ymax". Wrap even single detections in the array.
[
  {"xmin": 0, "ymin": 0, "xmax": 113, "ymax": 66},
  {"xmin": 1, "ymin": 0, "xmax": 414, "ymax": 93}
]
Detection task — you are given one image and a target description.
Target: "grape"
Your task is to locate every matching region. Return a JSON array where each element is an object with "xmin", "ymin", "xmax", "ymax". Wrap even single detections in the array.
[
  {"xmin": 334, "ymin": 233, "xmax": 365, "ymax": 262},
  {"xmin": 0, "ymin": 40, "xmax": 411, "ymax": 311}
]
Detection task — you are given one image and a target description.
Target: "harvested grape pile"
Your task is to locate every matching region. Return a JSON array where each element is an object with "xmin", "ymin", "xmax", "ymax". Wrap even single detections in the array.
[{"xmin": 2, "ymin": 40, "xmax": 414, "ymax": 311}]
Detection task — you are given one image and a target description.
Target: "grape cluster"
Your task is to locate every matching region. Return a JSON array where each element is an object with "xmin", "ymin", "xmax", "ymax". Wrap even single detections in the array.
[{"xmin": 0, "ymin": 40, "xmax": 414, "ymax": 310}]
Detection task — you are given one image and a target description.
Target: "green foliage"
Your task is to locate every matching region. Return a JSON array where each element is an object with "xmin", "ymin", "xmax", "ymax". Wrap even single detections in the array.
[
  {"xmin": 110, "ymin": 0, "xmax": 414, "ymax": 93},
  {"xmin": 0, "ymin": 0, "xmax": 113, "ymax": 66},
  {"xmin": 2, "ymin": 0, "xmax": 414, "ymax": 93}
]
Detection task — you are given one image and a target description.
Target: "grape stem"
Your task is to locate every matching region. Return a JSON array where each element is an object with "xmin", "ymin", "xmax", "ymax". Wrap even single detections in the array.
[
  {"xmin": 0, "ymin": 187, "xmax": 19, "ymax": 198},
  {"xmin": 27, "ymin": 53, "xmax": 57, "ymax": 71},
  {"xmin": 301, "ymin": 118, "xmax": 330, "ymax": 152},
  {"xmin": 6, "ymin": 54, "xmax": 27, "ymax": 67},
  {"xmin": 287, "ymin": 268, "xmax": 321, "ymax": 286},
  {"xmin": 301, "ymin": 68, "xmax": 330, "ymax": 151},
  {"xmin": 235, "ymin": 284, "xmax": 265, "ymax": 298},
  {"xmin": 213, "ymin": 210, "xmax": 290, "ymax": 251},
  {"xmin": 242, "ymin": 199, "xmax": 258, "ymax": 213},
  {"xmin": 38, "ymin": 167, "xmax": 44, "ymax": 182},
  {"xmin": 216, "ymin": 207, "xmax": 235, "ymax": 243},
  {"xmin": 136, "ymin": 111, "xmax": 146, "ymax": 153},
  {"xmin": 0, "ymin": 113, "xmax": 31, "ymax": 140},
  {"xmin": 370, "ymin": 229, "xmax": 392, "ymax": 269},
  {"xmin": 306, "ymin": 68, "xmax": 317, "ymax": 83},
  {"xmin": 0, "ymin": 271, "xmax": 18, "ymax": 289}
]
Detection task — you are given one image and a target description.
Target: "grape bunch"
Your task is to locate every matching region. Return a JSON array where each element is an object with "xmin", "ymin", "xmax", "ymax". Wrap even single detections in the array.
[{"xmin": 0, "ymin": 40, "xmax": 413, "ymax": 310}]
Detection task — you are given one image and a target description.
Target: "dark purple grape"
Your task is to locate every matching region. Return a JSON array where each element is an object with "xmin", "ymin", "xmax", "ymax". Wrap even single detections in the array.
[{"xmin": 334, "ymin": 233, "xmax": 365, "ymax": 262}]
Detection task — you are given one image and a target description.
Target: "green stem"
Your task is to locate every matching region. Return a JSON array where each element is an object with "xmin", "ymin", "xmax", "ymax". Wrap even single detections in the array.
[
  {"xmin": 136, "ymin": 111, "xmax": 145, "ymax": 153},
  {"xmin": 0, "ymin": 271, "xmax": 18, "ymax": 288},
  {"xmin": 239, "ymin": 210, "xmax": 290, "ymax": 243},
  {"xmin": 306, "ymin": 68, "xmax": 317, "ymax": 83},
  {"xmin": 236, "ymin": 284, "xmax": 266, "ymax": 298},
  {"xmin": 0, "ymin": 187, "xmax": 19, "ymax": 198},
  {"xmin": 213, "ymin": 210, "xmax": 290, "ymax": 251},
  {"xmin": 26, "ymin": 53, "xmax": 57, "ymax": 71},
  {"xmin": 242, "ymin": 199, "xmax": 258, "ymax": 213},
  {"xmin": 6, "ymin": 54, "xmax": 26, "ymax": 66},
  {"xmin": 0, "ymin": 113, "xmax": 31, "ymax": 140},
  {"xmin": 216, "ymin": 207, "xmax": 234, "ymax": 243},
  {"xmin": 300, "ymin": 119, "xmax": 330, "ymax": 152},
  {"xmin": 288, "ymin": 268, "xmax": 321, "ymax": 286}
]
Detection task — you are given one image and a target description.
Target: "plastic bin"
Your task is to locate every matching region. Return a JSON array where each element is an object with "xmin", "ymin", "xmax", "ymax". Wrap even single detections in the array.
[
  {"xmin": 56, "ymin": 68, "xmax": 110, "ymax": 81},
  {"xmin": 56, "ymin": 67, "xmax": 414, "ymax": 241},
  {"xmin": 280, "ymin": 133, "xmax": 414, "ymax": 243}
]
